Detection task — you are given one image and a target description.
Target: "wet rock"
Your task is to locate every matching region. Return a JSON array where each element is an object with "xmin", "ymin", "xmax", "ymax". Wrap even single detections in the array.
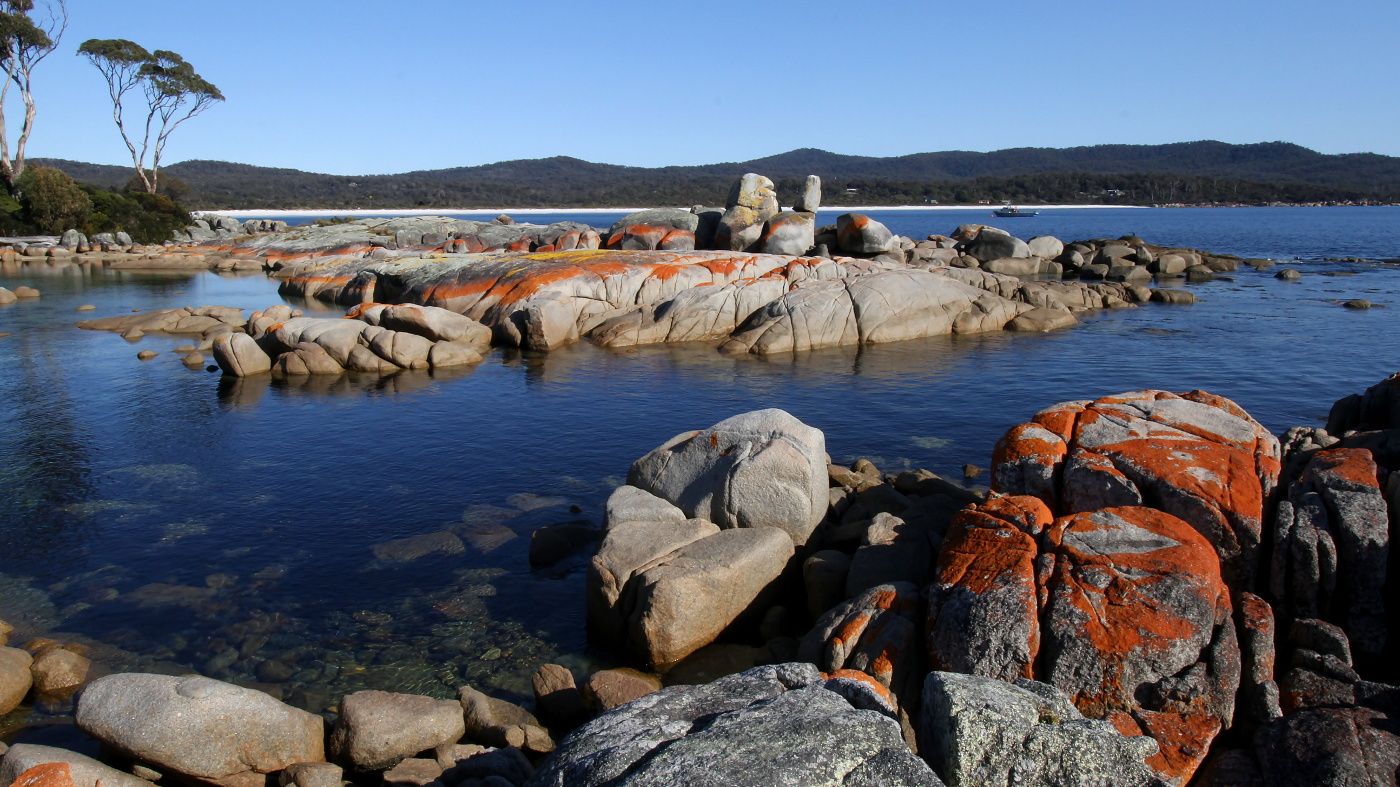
[
  {"xmin": 29, "ymin": 646, "xmax": 90, "ymax": 696},
  {"xmin": 0, "ymin": 646, "xmax": 34, "ymax": 714},
  {"xmin": 136, "ymin": 350, "xmax": 158, "ymax": 361},
  {"xmin": 1275, "ymin": 268, "xmax": 1302, "ymax": 281},
  {"xmin": 527, "ymin": 523, "xmax": 598, "ymax": 567},
  {"xmin": 371, "ymin": 530, "xmax": 466, "ymax": 563},
  {"xmin": 329, "ymin": 690, "xmax": 466, "ymax": 771},
  {"xmin": 76, "ymin": 673, "xmax": 325, "ymax": 786},
  {"xmin": 0, "ymin": 618, "xmax": 10, "ymax": 646},
  {"xmin": 1, "ymin": 745, "xmax": 152, "ymax": 787},
  {"xmin": 0, "ymin": 287, "xmax": 15, "ymax": 304},
  {"xmin": 529, "ymin": 663, "xmax": 940, "ymax": 786},
  {"xmin": 992, "ymin": 388, "xmax": 1281, "ymax": 586},
  {"xmin": 79, "ymin": 306, "xmax": 245, "ymax": 337},
  {"xmin": 627, "ymin": 409, "xmax": 827, "ymax": 546},
  {"xmin": 13, "ymin": 285, "xmax": 40, "ymax": 298},
  {"xmin": 1150, "ymin": 289, "xmax": 1196, "ymax": 304},
  {"xmin": 919, "ymin": 672, "xmax": 1160, "ymax": 786},
  {"xmin": 583, "ymin": 668, "xmax": 662, "ymax": 712},
  {"xmin": 459, "ymin": 686, "xmax": 554, "ymax": 754},
  {"xmin": 532, "ymin": 664, "xmax": 588, "ymax": 729},
  {"xmin": 1342, "ymin": 299, "xmax": 1371, "ymax": 309},
  {"xmin": 1007, "ymin": 306, "xmax": 1077, "ymax": 332}
]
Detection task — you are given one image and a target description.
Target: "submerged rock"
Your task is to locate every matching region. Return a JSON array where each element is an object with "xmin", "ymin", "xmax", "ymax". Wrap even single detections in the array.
[{"xmin": 0, "ymin": 646, "xmax": 33, "ymax": 714}]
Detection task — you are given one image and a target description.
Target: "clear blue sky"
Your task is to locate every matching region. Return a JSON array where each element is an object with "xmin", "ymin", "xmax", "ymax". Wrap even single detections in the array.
[{"xmin": 15, "ymin": 0, "xmax": 1400, "ymax": 175}]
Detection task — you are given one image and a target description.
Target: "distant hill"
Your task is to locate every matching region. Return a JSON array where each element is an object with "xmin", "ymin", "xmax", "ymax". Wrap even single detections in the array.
[{"xmin": 34, "ymin": 141, "xmax": 1400, "ymax": 210}]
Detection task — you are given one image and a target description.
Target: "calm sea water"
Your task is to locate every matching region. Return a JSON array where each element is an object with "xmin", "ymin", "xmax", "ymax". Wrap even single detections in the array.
[
  {"xmin": 1, "ymin": 207, "xmax": 1398, "ymax": 743},
  {"xmin": 263, "ymin": 205, "xmax": 1400, "ymax": 261}
]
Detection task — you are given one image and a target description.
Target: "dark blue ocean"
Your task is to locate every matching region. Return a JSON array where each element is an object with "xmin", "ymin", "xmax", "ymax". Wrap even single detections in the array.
[{"xmin": 1, "ymin": 207, "xmax": 1398, "ymax": 743}]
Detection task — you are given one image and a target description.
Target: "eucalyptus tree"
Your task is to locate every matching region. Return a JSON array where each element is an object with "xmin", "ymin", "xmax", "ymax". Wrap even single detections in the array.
[
  {"xmin": 0, "ymin": 0, "xmax": 67, "ymax": 192},
  {"xmin": 79, "ymin": 40, "xmax": 223, "ymax": 194}
]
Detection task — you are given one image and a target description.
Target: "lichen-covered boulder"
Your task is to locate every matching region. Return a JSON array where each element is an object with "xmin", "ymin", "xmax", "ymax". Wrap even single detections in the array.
[
  {"xmin": 799, "ymin": 583, "xmax": 924, "ymax": 711},
  {"xmin": 714, "ymin": 174, "xmax": 780, "ymax": 252},
  {"xmin": 925, "ymin": 503, "xmax": 1240, "ymax": 784},
  {"xmin": 75, "ymin": 674, "xmax": 325, "ymax": 787},
  {"xmin": 992, "ymin": 389, "xmax": 1281, "ymax": 585},
  {"xmin": 927, "ymin": 495, "xmax": 1052, "ymax": 681},
  {"xmin": 1041, "ymin": 507, "xmax": 1238, "ymax": 782},
  {"xmin": 627, "ymin": 409, "xmax": 828, "ymax": 546},
  {"xmin": 961, "ymin": 229, "xmax": 1030, "ymax": 262},
  {"xmin": 527, "ymin": 663, "xmax": 941, "ymax": 786},
  {"xmin": 759, "ymin": 211, "xmax": 815, "ymax": 256},
  {"xmin": 919, "ymin": 672, "xmax": 1161, "ymax": 787},
  {"xmin": 836, "ymin": 213, "xmax": 895, "ymax": 255}
]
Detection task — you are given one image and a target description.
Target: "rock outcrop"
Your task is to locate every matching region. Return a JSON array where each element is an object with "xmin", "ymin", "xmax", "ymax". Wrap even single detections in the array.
[
  {"xmin": 528, "ymin": 663, "xmax": 941, "ymax": 786},
  {"xmin": 926, "ymin": 496, "xmax": 1240, "ymax": 783},
  {"xmin": 919, "ymin": 672, "xmax": 1161, "ymax": 786},
  {"xmin": 991, "ymin": 389, "xmax": 1281, "ymax": 585}
]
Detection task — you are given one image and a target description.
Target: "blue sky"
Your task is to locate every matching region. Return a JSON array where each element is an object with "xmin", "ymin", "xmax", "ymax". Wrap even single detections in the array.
[{"xmin": 14, "ymin": 0, "xmax": 1400, "ymax": 174}]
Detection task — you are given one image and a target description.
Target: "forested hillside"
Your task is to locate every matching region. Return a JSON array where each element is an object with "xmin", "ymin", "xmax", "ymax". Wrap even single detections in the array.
[{"xmin": 36, "ymin": 141, "xmax": 1400, "ymax": 209}]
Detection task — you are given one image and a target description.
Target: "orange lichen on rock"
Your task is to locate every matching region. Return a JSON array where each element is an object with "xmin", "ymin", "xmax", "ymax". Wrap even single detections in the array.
[
  {"xmin": 11, "ymin": 763, "xmax": 75, "ymax": 787},
  {"xmin": 992, "ymin": 389, "xmax": 1281, "ymax": 585}
]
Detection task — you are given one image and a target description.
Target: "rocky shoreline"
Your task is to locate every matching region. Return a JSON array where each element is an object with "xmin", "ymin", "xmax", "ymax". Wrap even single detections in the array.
[
  {"xmin": 3, "ymin": 370, "xmax": 1399, "ymax": 786},
  {"xmin": 5, "ymin": 170, "xmax": 1293, "ymax": 378}
]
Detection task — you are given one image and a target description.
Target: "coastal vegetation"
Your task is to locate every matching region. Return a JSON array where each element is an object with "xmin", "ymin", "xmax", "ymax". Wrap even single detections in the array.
[
  {"xmin": 77, "ymin": 38, "xmax": 223, "ymax": 195},
  {"xmin": 0, "ymin": 0, "xmax": 66, "ymax": 192}
]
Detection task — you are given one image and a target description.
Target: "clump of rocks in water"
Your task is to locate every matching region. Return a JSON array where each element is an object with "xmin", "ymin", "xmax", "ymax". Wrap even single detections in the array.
[{"xmin": 7, "ymin": 373, "xmax": 1400, "ymax": 785}]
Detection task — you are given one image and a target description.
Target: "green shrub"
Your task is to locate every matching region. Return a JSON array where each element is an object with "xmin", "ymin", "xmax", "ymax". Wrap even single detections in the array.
[
  {"xmin": 19, "ymin": 166, "xmax": 91, "ymax": 234},
  {"xmin": 83, "ymin": 186, "xmax": 191, "ymax": 244}
]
